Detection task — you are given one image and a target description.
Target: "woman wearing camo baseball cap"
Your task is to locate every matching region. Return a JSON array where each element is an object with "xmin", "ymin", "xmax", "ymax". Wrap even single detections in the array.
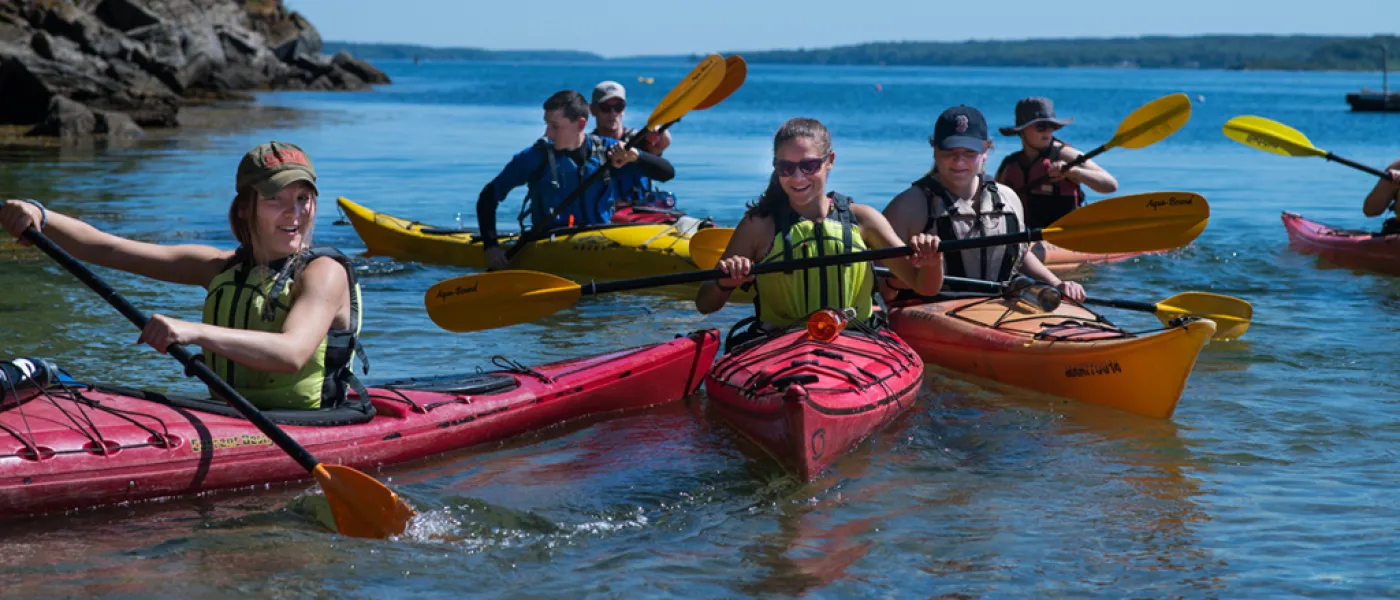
[{"xmin": 1, "ymin": 141, "xmax": 368, "ymax": 412}]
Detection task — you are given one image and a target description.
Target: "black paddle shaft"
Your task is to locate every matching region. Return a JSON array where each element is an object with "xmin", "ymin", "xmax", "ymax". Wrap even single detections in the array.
[
  {"xmin": 22, "ymin": 228, "xmax": 323, "ymax": 474},
  {"xmin": 504, "ymin": 120, "xmax": 679, "ymax": 261},
  {"xmin": 1326, "ymin": 153, "xmax": 1392, "ymax": 179},
  {"xmin": 945, "ymin": 275, "xmax": 1158, "ymax": 312},
  {"xmin": 1078, "ymin": 296, "xmax": 1156, "ymax": 312},
  {"xmin": 883, "ymin": 271, "xmax": 1159, "ymax": 314},
  {"xmin": 584, "ymin": 228, "xmax": 1046, "ymax": 296}
]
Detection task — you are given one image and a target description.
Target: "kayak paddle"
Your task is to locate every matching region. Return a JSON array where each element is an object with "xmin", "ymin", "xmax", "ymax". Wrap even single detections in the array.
[
  {"xmin": 21, "ymin": 228, "xmax": 416, "ymax": 539},
  {"xmin": 425, "ymin": 192, "xmax": 1209, "ymax": 333},
  {"xmin": 1222, "ymin": 115, "xmax": 1394, "ymax": 179},
  {"xmin": 503, "ymin": 54, "xmax": 742, "ymax": 260},
  {"xmin": 1025, "ymin": 93, "xmax": 1192, "ymax": 188},
  {"xmin": 931, "ymin": 274, "xmax": 1252, "ymax": 341},
  {"xmin": 693, "ymin": 55, "xmax": 747, "ymax": 111},
  {"xmin": 690, "ymin": 191, "xmax": 1209, "ymax": 271},
  {"xmin": 1086, "ymin": 290, "xmax": 1251, "ymax": 340}
]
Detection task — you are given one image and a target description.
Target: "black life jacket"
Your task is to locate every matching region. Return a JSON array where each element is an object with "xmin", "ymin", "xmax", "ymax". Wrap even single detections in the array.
[
  {"xmin": 915, "ymin": 174, "xmax": 1022, "ymax": 283},
  {"xmin": 519, "ymin": 135, "xmax": 612, "ymax": 230}
]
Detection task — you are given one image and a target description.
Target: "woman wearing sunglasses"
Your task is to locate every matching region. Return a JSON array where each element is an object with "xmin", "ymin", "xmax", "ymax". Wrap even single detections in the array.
[
  {"xmin": 696, "ymin": 118, "xmax": 943, "ymax": 334},
  {"xmin": 993, "ymin": 97, "xmax": 1118, "ymax": 230},
  {"xmin": 881, "ymin": 105, "xmax": 1087, "ymax": 303}
]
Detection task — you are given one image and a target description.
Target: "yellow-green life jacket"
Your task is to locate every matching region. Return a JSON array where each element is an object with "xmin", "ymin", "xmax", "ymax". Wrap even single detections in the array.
[
  {"xmin": 201, "ymin": 247, "xmax": 366, "ymax": 410},
  {"xmin": 754, "ymin": 193, "xmax": 873, "ymax": 327}
]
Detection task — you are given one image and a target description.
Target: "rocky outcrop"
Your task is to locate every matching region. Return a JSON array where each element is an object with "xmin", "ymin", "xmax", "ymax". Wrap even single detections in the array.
[{"xmin": 0, "ymin": 0, "xmax": 390, "ymax": 142}]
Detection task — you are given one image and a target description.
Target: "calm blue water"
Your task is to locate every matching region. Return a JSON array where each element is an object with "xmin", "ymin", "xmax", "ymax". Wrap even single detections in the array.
[{"xmin": 3, "ymin": 60, "xmax": 1400, "ymax": 597}]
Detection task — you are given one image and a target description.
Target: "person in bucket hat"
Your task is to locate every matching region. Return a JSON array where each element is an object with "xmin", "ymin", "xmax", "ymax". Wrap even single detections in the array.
[
  {"xmin": 881, "ymin": 105, "xmax": 1088, "ymax": 303},
  {"xmin": 994, "ymin": 97, "xmax": 1118, "ymax": 230},
  {"xmin": 1, "ymin": 141, "xmax": 370, "ymax": 412},
  {"xmin": 997, "ymin": 96, "xmax": 1076, "ymax": 136}
]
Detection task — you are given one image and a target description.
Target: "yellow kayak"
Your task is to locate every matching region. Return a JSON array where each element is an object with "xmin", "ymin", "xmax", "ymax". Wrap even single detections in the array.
[
  {"xmin": 336, "ymin": 197, "xmax": 700, "ymax": 279},
  {"xmin": 889, "ymin": 294, "xmax": 1214, "ymax": 419}
]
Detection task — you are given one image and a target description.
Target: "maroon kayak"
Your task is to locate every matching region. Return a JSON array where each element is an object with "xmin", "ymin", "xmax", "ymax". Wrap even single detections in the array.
[
  {"xmin": 1282, "ymin": 211, "xmax": 1400, "ymax": 277},
  {"xmin": 0, "ymin": 330, "xmax": 720, "ymax": 518},
  {"xmin": 611, "ymin": 206, "xmax": 686, "ymax": 225},
  {"xmin": 703, "ymin": 324, "xmax": 923, "ymax": 481},
  {"xmin": 610, "ymin": 206, "xmax": 718, "ymax": 232}
]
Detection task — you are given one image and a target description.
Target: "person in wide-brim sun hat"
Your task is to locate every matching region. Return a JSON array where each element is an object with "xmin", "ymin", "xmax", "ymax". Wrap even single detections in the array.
[
  {"xmin": 993, "ymin": 97, "xmax": 1118, "ymax": 231},
  {"xmin": 997, "ymin": 96, "xmax": 1075, "ymax": 136}
]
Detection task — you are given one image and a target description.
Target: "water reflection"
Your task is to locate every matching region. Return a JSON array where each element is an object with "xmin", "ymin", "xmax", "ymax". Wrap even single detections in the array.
[
  {"xmin": 737, "ymin": 495, "xmax": 891, "ymax": 597},
  {"xmin": 902, "ymin": 377, "xmax": 1227, "ymax": 595}
]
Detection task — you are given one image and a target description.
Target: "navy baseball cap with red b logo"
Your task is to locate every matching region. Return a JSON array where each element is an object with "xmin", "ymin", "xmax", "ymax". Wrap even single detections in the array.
[{"xmin": 930, "ymin": 105, "xmax": 989, "ymax": 152}]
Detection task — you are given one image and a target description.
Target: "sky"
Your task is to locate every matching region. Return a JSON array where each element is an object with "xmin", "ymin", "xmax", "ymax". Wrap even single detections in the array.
[{"xmin": 285, "ymin": 0, "xmax": 1397, "ymax": 58}]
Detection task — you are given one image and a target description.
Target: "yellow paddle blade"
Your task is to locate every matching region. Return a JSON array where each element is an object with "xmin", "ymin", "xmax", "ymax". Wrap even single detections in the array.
[
  {"xmin": 1155, "ymin": 292, "xmax": 1253, "ymax": 341},
  {"xmin": 690, "ymin": 227, "xmax": 734, "ymax": 269},
  {"xmin": 1222, "ymin": 115, "xmax": 1326, "ymax": 158},
  {"xmin": 313, "ymin": 464, "xmax": 416, "ymax": 539},
  {"xmin": 646, "ymin": 54, "xmax": 726, "ymax": 130},
  {"xmin": 425, "ymin": 270, "xmax": 582, "ymax": 333},
  {"xmin": 1043, "ymin": 191, "xmax": 1209, "ymax": 254},
  {"xmin": 693, "ymin": 55, "xmax": 747, "ymax": 110},
  {"xmin": 697, "ymin": 193, "xmax": 1206, "ymax": 266},
  {"xmin": 1109, "ymin": 93, "xmax": 1192, "ymax": 150}
]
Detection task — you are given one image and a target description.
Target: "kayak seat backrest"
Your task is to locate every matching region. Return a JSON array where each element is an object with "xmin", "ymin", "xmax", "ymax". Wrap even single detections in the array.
[
  {"xmin": 87, "ymin": 384, "xmax": 377, "ymax": 427},
  {"xmin": 370, "ymin": 372, "xmax": 520, "ymax": 396}
]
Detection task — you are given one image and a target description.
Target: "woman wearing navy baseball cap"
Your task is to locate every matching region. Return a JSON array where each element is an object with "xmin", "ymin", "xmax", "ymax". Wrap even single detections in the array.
[{"xmin": 880, "ymin": 105, "xmax": 1088, "ymax": 302}]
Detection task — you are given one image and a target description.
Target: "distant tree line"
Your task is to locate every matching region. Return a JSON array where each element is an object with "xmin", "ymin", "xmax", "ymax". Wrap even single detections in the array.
[
  {"xmin": 720, "ymin": 35, "xmax": 1400, "ymax": 71},
  {"xmin": 325, "ymin": 35, "xmax": 1399, "ymax": 71},
  {"xmin": 320, "ymin": 42, "xmax": 602, "ymax": 62}
]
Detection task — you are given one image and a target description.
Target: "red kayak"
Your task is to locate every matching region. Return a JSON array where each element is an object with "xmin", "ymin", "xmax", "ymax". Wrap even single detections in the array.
[
  {"xmin": 610, "ymin": 207, "xmax": 717, "ymax": 232},
  {"xmin": 0, "ymin": 330, "xmax": 720, "ymax": 518},
  {"xmin": 703, "ymin": 322, "xmax": 923, "ymax": 481},
  {"xmin": 1281, "ymin": 211, "xmax": 1400, "ymax": 277},
  {"xmin": 611, "ymin": 206, "xmax": 686, "ymax": 225}
]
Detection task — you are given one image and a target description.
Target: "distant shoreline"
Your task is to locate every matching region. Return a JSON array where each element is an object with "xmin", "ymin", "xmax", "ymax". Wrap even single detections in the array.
[{"xmin": 326, "ymin": 34, "xmax": 1399, "ymax": 73}]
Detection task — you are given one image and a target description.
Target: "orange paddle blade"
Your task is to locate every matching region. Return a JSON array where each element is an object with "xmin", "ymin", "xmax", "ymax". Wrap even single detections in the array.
[{"xmin": 314, "ymin": 464, "xmax": 416, "ymax": 539}]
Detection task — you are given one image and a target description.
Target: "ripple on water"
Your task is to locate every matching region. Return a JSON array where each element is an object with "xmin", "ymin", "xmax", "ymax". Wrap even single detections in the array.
[{"xmin": 4, "ymin": 63, "xmax": 1400, "ymax": 597}]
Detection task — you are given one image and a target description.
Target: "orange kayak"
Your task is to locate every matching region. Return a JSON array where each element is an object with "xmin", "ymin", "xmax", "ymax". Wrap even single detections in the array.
[
  {"xmin": 890, "ymin": 294, "xmax": 1214, "ymax": 419},
  {"xmin": 1035, "ymin": 242, "xmax": 1167, "ymax": 273}
]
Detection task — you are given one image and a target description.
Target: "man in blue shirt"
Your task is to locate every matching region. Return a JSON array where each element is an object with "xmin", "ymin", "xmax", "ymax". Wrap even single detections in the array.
[{"xmin": 477, "ymin": 90, "xmax": 675, "ymax": 270}]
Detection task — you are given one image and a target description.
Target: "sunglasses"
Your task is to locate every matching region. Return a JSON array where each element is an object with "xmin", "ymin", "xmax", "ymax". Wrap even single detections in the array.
[
  {"xmin": 596, "ymin": 102, "xmax": 626, "ymax": 114},
  {"xmin": 1033, "ymin": 122, "xmax": 1060, "ymax": 132},
  {"xmin": 773, "ymin": 154, "xmax": 830, "ymax": 177}
]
